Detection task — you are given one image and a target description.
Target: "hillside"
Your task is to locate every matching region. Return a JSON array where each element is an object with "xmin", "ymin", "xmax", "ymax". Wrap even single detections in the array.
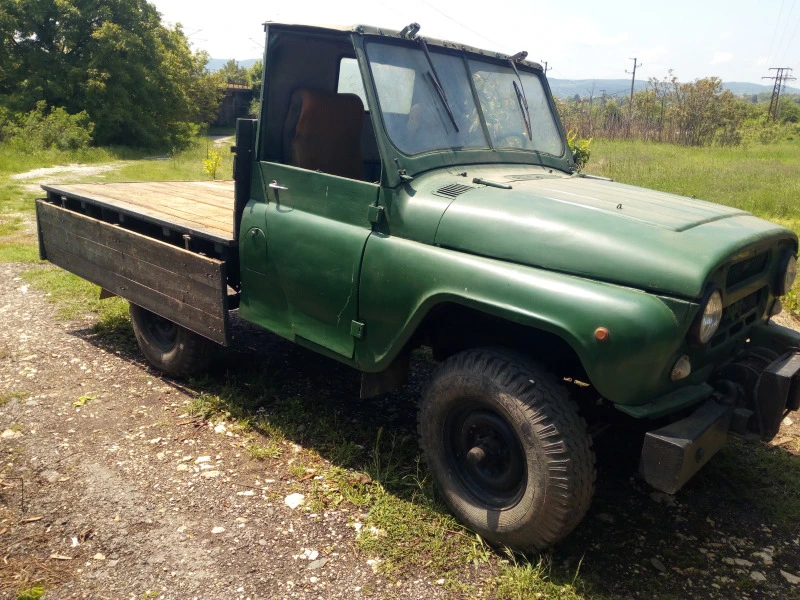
[
  {"xmin": 205, "ymin": 58, "xmax": 800, "ymax": 98},
  {"xmin": 546, "ymin": 78, "xmax": 800, "ymax": 99}
]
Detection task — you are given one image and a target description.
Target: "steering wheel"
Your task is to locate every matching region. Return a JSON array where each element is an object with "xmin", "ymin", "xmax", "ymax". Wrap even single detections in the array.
[{"xmin": 495, "ymin": 132, "xmax": 528, "ymax": 149}]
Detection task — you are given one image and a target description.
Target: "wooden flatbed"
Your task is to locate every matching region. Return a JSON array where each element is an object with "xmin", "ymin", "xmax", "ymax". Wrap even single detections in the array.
[
  {"xmin": 40, "ymin": 180, "xmax": 236, "ymax": 246},
  {"xmin": 36, "ymin": 179, "xmax": 238, "ymax": 345}
]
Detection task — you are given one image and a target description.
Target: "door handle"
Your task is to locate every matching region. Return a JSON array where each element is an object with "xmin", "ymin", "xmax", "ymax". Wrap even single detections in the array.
[{"xmin": 269, "ymin": 180, "xmax": 288, "ymax": 190}]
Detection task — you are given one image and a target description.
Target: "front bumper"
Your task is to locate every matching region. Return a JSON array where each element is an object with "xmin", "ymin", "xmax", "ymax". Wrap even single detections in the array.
[{"xmin": 640, "ymin": 325, "xmax": 800, "ymax": 494}]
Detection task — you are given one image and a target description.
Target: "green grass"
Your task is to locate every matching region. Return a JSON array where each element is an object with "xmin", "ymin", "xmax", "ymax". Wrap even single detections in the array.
[
  {"xmin": 0, "ymin": 391, "xmax": 27, "ymax": 406},
  {"xmin": 589, "ymin": 139, "xmax": 800, "ymax": 313},
  {"xmin": 588, "ymin": 139, "xmax": 800, "ymax": 233},
  {"xmin": 0, "ymin": 137, "xmax": 234, "ymax": 264},
  {"xmin": 18, "ymin": 267, "xmax": 135, "ymax": 347},
  {"xmin": 179, "ymin": 372, "xmax": 593, "ymax": 598},
  {"xmin": 495, "ymin": 555, "xmax": 584, "ymax": 600},
  {"xmin": 700, "ymin": 436, "xmax": 800, "ymax": 526},
  {"xmin": 16, "ymin": 585, "xmax": 45, "ymax": 600}
]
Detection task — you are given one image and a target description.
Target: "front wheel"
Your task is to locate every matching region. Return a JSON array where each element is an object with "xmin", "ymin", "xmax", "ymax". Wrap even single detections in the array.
[
  {"xmin": 418, "ymin": 348, "xmax": 595, "ymax": 551},
  {"xmin": 129, "ymin": 304, "xmax": 215, "ymax": 377}
]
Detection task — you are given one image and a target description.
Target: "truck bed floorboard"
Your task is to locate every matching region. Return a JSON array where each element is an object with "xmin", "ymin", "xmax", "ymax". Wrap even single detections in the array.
[{"xmin": 41, "ymin": 181, "xmax": 236, "ymax": 246}]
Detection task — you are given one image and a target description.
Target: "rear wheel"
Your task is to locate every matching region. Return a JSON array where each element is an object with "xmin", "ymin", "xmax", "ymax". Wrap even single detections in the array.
[
  {"xmin": 129, "ymin": 304, "xmax": 215, "ymax": 377},
  {"xmin": 418, "ymin": 348, "xmax": 595, "ymax": 551}
]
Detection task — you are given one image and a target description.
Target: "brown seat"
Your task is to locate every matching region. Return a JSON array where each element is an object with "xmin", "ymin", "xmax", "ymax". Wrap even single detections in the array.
[{"xmin": 283, "ymin": 88, "xmax": 365, "ymax": 180}]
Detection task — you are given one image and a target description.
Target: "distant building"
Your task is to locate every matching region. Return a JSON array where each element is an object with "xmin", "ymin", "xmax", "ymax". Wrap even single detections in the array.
[{"xmin": 214, "ymin": 83, "xmax": 254, "ymax": 127}]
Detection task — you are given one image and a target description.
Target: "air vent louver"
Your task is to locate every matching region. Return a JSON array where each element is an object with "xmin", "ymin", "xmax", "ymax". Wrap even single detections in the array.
[{"xmin": 433, "ymin": 183, "xmax": 475, "ymax": 198}]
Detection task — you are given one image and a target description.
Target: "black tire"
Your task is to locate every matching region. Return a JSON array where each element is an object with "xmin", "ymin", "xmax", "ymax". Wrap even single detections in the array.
[
  {"xmin": 129, "ymin": 304, "xmax": 215, "ymax": 377},
  {"xmin": 418, "ymin": 348, "xmax": 595, "ymax": 552}
]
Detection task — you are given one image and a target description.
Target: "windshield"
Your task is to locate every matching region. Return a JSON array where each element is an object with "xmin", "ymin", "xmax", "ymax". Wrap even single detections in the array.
[
  {"xmin": 365, "ymin": 41, "xmax": 564, "ymax": 157},
  {"xmin": 469, "ymin": 60, "xmax": 563, "ymax": 155},
  {"xmin": 365, "ymin": 42, "xmax": 489, "ymax": 155}
]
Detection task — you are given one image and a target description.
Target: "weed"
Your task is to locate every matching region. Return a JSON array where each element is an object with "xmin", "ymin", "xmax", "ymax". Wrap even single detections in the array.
[
  {"xmin": 288, "ymin": 462, "xmax": 307, "ymax": 478},
  {"xmin": 202, "ymin": 148, "xmax": 222, "ymax": 180},
  {"xmin": 188, "ymin": 393, "xmax": 227, "ymax": 419},
  {"xmin": 245, "ymin": 440, "xmax": 282, "ymax": 460},
  {"xmin": 495, "ymin": 554, "xmax": 584, "ymax": 600},
  {"xmin": 16, "ymin": 585, "xmax": 45, "ymax": 600},
  {"xmin": 0, "ymin": 391, "xmax": 26, "ymax": 405},
  {"xmin": 72, "ymin": 395, "xmax": 94, "ymax": 407}
]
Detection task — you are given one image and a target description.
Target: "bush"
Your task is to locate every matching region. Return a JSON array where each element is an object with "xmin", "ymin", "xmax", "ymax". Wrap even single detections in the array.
[
  {"xmin": 739, "ymin": 117, "xmax": 800, "ymax": 146},
  {"xmin": 4, "ymin": 101, "xmax": 94, "ymax": 151},
  {"xmin": 566, "ymin": 130, "xmax": 592, "ymax": 172}
]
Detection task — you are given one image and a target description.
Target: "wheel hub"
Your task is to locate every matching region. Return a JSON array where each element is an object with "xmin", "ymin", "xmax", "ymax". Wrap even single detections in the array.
[{"xmin": 446, "ymin": 407, "xmax": 526, "ymax": 508}]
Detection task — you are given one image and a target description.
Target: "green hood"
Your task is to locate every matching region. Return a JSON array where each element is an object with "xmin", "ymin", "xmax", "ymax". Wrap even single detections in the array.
[{"xmin": 433, "ymin": 176, "xmax": 795, "ymax": 298}]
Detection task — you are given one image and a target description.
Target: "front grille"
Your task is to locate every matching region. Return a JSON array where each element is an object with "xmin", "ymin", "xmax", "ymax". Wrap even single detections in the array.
[
  {"xmin": 433, "ymin": 183, "xmax": 474, "ymax": 198},
  {"xmin": 710, "ymin": 288, "xmax": 764, "ymax": 347},
  {"xmin": 726, "ymin": 252, "xmax": 769, "ymax": 289}
]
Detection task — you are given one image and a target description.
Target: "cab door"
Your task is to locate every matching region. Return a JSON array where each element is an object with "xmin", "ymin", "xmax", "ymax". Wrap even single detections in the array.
[
  {"xmin": 237, "ymin": 26, "xmax": 381, "ymax": 359},
  {"xmin": 249, "ymin": 162, "xmax": 377, "ymax": 358}
]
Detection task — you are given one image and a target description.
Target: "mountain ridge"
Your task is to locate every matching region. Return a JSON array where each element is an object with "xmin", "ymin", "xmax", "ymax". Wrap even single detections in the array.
[{"xmin": 205, "ymin": 59, "xmax": 800, "ymax": 96}]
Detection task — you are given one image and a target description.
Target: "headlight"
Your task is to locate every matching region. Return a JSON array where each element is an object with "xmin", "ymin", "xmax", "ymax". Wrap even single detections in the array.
[
  {"xmin": 690, "ymin": 289, "xmax": 723, "ymax": 345},
  {"xmin": 776, "ymin": 253, "xmax": 797, "ymax": 296}
]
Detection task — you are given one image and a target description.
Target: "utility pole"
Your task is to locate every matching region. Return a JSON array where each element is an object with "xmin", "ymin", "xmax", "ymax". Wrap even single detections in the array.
[
  {"xmin": 626, "ymin": 57, "xmax": 642, "ymax": 135},
  {"xmin": 541, "ymin": 60, "xmax": 552, "ymax": 77},
  {"xmin": 762, "ymin": 68, "xmax": 796, "ymax": 121}
]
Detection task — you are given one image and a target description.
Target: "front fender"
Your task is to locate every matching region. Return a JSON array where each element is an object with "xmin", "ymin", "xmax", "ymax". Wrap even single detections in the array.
[{"xmin": 356, "ymin": 234, "xmax": 693, "ymax": 405}]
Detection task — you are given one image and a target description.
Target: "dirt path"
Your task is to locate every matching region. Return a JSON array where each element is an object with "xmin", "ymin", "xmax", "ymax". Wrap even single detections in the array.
[
  {"xmin": 0, "ymin": 262, "xmax": 447, "ymax": 599},
  {"xmin": 1, "ymin": 259, "xmax": 800, "ymax": 599}
]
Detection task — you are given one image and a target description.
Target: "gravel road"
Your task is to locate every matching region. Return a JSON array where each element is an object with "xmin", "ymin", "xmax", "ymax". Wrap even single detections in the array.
[{"xmin": 1, "ymin": 259, "xmax": 800, "ymax": 600}]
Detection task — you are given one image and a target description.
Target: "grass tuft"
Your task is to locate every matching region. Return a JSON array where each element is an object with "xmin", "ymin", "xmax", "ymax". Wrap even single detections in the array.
[
  {"xmin": 19, "ymin": 268, "xmax": 129, "ymax": 322},
  {"xmin": 0, "ymin": 391, "xmax": 27, "ymax": 406},
  {"xmin": 495, "ymin": 555, "xmax": 584, "ymax": 600},
  {"xmin": 16, "ymin": 585, "xmax": 46, "ymax": 600},
  {"xmin": 700, "ymin": 436, "xmax": 800, "ymax": 526}
]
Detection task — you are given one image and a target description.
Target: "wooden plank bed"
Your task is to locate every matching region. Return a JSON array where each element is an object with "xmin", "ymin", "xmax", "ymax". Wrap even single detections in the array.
[
  {"xmin": 40, "ymin": 180, "xmax": 236, "ymax": 246},
  {"xmin": 36, "ymin": 199, "xmax": 231, "ymax": 344}
]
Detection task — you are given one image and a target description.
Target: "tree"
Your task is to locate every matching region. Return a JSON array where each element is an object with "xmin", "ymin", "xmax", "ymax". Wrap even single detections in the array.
[
  {"xmin": 218, "ymin": 59, "xmax": 248, "ymax": 85},
  {"xmin": 247, "ymin": 60, "xmax": 263, "ymax": 97},
  {"xmin": 0, "ymin": 0, "xmax": 223, "ymax": 148}
]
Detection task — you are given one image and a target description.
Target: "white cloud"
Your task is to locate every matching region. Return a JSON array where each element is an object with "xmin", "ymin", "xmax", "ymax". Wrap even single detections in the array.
[
  {"xmin": 710, "ymin": 51, "xmax": 733, "ymax": 65},
  {"xmin": 755, "ymin": 56, "xmax": 768, "ymax": 66},
  {"xmin": 719, "ymin": 31, "xmax": 732, "ymax": 40}
]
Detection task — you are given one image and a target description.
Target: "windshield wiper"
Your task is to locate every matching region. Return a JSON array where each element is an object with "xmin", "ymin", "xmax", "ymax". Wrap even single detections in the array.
[
  {"xmin": 508, "ymin": 51, "xmax": 533, "ymax": 140},
  {"xmin": 418, "ymin": 38, "xmax": 459, "ymax": 132}
]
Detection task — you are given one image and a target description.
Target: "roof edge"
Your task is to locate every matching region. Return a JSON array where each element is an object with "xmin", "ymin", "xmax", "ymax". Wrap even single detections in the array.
[{"xmin": 261, "ymin": 21, "xmax": 543, "ymax": 71}]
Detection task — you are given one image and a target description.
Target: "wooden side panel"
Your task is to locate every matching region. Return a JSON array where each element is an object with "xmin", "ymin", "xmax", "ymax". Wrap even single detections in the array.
[{"xmin": 36, "ymin": 200, "xmax": 230, "ymax": 345}]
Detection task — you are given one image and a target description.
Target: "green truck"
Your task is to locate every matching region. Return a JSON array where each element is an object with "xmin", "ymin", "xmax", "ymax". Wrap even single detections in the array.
[{"xmin": 36, "ymin": 22, "xmax": 800, "ymax": 552}]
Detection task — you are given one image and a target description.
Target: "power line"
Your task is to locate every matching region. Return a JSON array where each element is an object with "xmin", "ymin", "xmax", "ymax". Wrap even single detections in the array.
[
  {"xmin": 778, "ymin": 11, "xmax": 800, "ymax": 64},
  {"xmin": 416, "ymin": 0, "xmax": 513, "ymax": 53},
  {"xmin": 765, "ymin": 0, "xmax": 787, "ymax": 73},
  {"xmin": 774, "ymin": 0, "xmax": 798, "ymax": 62}
]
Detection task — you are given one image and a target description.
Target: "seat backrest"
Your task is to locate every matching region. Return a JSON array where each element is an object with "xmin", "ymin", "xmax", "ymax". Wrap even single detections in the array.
[{"xmin": 282, "ymin": 88, "xmax": 365, "ymax": 180}]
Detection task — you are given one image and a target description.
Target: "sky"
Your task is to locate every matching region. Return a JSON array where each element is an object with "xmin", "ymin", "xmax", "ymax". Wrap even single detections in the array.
[{"xmin": 151, "ymin": 0, "xmax": 800, "ymax": 85}]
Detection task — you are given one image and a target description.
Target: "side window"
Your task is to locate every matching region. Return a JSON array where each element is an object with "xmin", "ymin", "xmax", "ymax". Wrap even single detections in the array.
[
  {"xmin": 337, "ymin": 57, "xmax": 416, "ymax": 114},
  {"xmin": 337, "ymin": 58, "xmax": 369, "ymax": 109}
]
